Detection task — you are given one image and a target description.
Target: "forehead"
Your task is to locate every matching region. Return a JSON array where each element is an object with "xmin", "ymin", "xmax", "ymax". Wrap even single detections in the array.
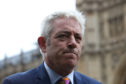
[
  {"xmin": 52, "ymin": 17, "xmax": 80, "ymax": 27},
  {"xmin": 51, "ymin": 17, "xmax": 81, "ymax": 34}
]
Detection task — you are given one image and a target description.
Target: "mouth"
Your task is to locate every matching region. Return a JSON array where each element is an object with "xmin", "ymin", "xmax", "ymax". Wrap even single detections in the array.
[
  {"xmin": 65, "ymin": 52, "xmax": 77, "ymax": 55},
  {"xmin": 63, "ymin": 50, "xmax": 78, "ymax": 55},
  {"xmin": 63, "ymin": 51, "xmax": 78, "ymax": 57}
]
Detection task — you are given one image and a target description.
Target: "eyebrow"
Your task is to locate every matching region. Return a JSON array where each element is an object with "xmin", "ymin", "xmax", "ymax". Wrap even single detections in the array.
[
  {"xmin": 55, "ymin": 31, "xmax": 70, "ymax": 35},
  {"xmin": 55, "ymin": 30, "xmax": 81, "ymax": 36}
]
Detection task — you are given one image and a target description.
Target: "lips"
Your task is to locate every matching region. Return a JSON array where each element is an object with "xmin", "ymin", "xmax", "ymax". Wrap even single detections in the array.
[{"xmin": 63, "ymin": 49, "xmax": 78, "ymax": 56}]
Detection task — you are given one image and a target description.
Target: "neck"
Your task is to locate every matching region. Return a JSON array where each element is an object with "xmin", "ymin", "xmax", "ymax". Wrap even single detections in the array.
[
  {"xmin": 45, "ymin": 61, "xmax": 74, "ymax": 77},
  {"xmin": 54, "ymin": 68, "xmax": 73, "ymax": 77}
]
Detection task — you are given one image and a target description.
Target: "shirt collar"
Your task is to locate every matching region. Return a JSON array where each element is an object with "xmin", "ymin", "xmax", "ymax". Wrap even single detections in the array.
[{"xmin": 44, "ymin": 62, "xmax": 74, "ymax": 84}]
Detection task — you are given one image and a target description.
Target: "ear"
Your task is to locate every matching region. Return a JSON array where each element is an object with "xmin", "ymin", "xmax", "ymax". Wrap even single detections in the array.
[{"xmin": 38, "ymin": 36, "xmax": 46, "ymax": 52}]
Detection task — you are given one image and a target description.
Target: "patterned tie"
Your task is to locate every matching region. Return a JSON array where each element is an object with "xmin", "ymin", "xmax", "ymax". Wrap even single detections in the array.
[{"xmin": 56, "ymin": 77, "xmax": 71, "ymax": 84}]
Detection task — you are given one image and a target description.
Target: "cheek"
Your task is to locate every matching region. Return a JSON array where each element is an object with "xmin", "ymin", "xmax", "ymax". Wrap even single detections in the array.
[
  {"xmin": 53, "ymin": 41, "xmax": 66, "ymax": 49},
  {"xmin": 48, "ymin": 42, "xmax": 65, "ymax": 55},
  {"xmin": 78, "ymin": 43, "xmax": 82, "ymax": 50},
  {"xmin": 79, "ymin": 47, "xmax": 82, "ymax": 52},
  {"xmin": 77, "ymin": 45, "xmax": 82, "ymax": 56}
]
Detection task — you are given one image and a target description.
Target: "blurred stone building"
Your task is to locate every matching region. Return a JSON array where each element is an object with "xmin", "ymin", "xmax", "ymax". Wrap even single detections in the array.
[
  {"xmin": 0, "ymin": 48, "xmax": 42, "ymax": 83},
  {"xmin": 76, "ymin": 0, "xmax": 126, "ymax": 84},
  {"xmin": 1, "ymin": 1, "xmax": 126, "ymax": 84}
]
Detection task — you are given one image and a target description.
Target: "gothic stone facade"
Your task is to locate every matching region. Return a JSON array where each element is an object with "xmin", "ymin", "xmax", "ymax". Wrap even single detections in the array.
[{"xmin": 76, "ymin": 0, "xmax": 126, "ymax": 84}]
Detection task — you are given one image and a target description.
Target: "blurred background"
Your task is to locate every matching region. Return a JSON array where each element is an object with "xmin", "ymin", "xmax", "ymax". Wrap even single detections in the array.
[{"xmin": 0, "ymin": 0, "xmax": 126, "ymax": 84}]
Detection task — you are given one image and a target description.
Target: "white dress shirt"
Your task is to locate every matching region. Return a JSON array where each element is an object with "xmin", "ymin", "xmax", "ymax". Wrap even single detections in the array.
[{"xmin": 44, "ymin": 62, "xmax": 74, "ymax": 84}]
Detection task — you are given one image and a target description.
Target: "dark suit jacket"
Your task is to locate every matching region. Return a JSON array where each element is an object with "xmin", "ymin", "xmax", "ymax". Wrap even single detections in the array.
[{"xmin": 2, "ymin": 63, "xmax": 101, "ymax": 84}]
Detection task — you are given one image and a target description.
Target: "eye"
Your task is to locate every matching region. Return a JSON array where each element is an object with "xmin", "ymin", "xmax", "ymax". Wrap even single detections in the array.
[
  {"xmin": 75, "ymin": 35, "xmax": 82, "ymax": 43},
  {"xmin": 58, "ymin": 34, "xmax": 67, "ymax": 38},
  {"xmin": 56, "ymin": 34, "xmax": 68, "ymax": 40}
]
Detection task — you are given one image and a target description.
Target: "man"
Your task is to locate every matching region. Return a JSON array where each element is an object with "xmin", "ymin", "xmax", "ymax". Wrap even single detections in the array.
[{"xmin": 2, "ymin": 10, "xmax": 101, "ymax": 84}]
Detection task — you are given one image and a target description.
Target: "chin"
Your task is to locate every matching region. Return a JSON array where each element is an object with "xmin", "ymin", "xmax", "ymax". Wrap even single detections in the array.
[{"xmin": 65, "ymin": 61, "xmax": 77, "ymax": 68}]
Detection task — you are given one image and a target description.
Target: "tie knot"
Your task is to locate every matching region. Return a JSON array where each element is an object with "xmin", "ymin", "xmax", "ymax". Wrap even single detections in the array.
[
  {"xmin": 56, "ymin": 77, "xmax": 71, "ymax": 84},
  {"xmin": 62, "ymin": 77, "xmax": 69, "ymax": 81}
]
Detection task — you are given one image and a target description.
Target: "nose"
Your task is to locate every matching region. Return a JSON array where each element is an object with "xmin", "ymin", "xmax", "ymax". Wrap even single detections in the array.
[{"xmin": 67, "ymin": 36, "xmax": 77, "ymax": 49}]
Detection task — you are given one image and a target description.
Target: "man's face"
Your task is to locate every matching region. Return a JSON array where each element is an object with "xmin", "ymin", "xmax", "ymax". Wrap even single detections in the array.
[{"xmin": 45, "ymin": 17, "xmax": 82, "ymax": 72}]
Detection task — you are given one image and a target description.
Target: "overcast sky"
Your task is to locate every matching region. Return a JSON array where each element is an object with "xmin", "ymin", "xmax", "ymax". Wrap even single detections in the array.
[{"xmin": 0, "ymin": 0, "xmax": 76, "ymax": 60}]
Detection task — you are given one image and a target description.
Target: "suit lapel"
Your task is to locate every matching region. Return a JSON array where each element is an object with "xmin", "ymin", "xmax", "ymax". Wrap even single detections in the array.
[
  {"xmin": 74, "ymin": 72, "xmax": 88, "ymax": 84},
  {"xmin": 35, "ymin": 63, "xmax": 89, "ymax": 84},
  {"xmin": 35, "ymin": 62, "xmax": 51, "ymax": 84}
]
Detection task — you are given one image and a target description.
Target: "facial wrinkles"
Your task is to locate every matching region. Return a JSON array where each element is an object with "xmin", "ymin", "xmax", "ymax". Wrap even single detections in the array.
[
  {"xmin": 44, "ymin": 17, "xmax": 82, "ymax": 74},
  {"xmin": 52, "ymin": 17, "xmax": 81, "ymax": 30},
  {"xmin": 65, "ymin": 18, "xmax": 79, "ymax": 27},
  {"xmin": 55, "ymin": 18, "xmax": 80, "ymax": 51},
  {"xmin": 63, "ymin": 48, "xmax": 79, "ymax": 56},
  {"xmin": 50, "ymin": 18, "xmax": 81, "ymax": 53}
]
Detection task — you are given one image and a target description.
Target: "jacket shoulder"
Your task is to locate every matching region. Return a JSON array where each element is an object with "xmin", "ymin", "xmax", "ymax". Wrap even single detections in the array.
[
  {"xmin": 2, "ymin": 68, "xmax": 37, "ymax": 84},
  {"xmin": 75, "ymin": 72, "xmax": 102, "ymax": 84}
]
